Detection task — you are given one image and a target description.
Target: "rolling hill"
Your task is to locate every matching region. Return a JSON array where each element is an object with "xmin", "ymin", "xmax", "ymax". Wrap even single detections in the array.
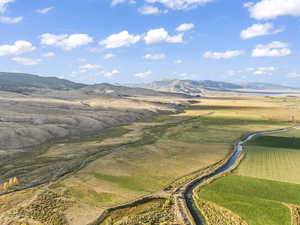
[
  {"xmin": 243, "ymin": 82, "xmax": 298, "ymax": 90},
  {"xmin": 0, "ymin": 72, "xmax": 85, "ymax": 93},
  {"xmin": 129, "ymin": 79, "xmax": 242, "ymax": 95},
  {"xmin": 0, "ymin": 73, "xmax": 190, "ymax": 98},
  {"xmin": 129, "ymin": 79, "xmax": 299, "ymax": 95}
]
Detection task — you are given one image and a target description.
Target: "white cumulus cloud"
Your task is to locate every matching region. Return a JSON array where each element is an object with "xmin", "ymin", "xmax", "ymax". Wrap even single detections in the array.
[
  {"xmin": 145, "ymin": 0, "xmax": 213, "ymax": 10},
  {"xmin": 36, "ymin": 7, "xmax": 54, "ymax": 14},
  {"xmin": 254, "ymin": 70, "xmax": 268, "ymax": 75},
  {"xmin": 111, "ymin": 0, "xmax": 126, "ymax": 6},
  {"xmin": 134, "ymin": 70, "xmax": 152, "ymax": 78},
  {"xmin": 252, "ymin": 41, "xmax": 291, "ymax": 57},
  {"xmin": 99, "ymin": 31, "xmax": 141, "ymax": 49},
  {"xmin": 254, "ymin": 66, "xmax": 277, "ymax": 75},
  {"xmin": 102, "ymin": 69, "xmax": 120, "ymax": 77},
  {"xmin": 0, "ymin": 40, "xmax": 35, "ymax": 56},
  {"xmin": 12, "ymin": 57, "xmax": 41, "ymax": 65},
  {"xmin": 111, "ymin": 0, "xmax": 136, "ymax": 6},
  {"xmin": 0, "ymin": 0, "xmax": 15, "ymax": 13},
  {"xmin": 144, "ymin": 53, "xmax": 166, "ymax": 60},
  {"xmin": 249, "ymin": 0, "xmax": 300, "ymax": 20},
  {"xmin": 138, "ymin": 5, "xmax": 162, "ymax": 14},
  {"xmin": 43, "ymin": 52, "xmax": 55, "ymax": 57},
  {"xmin": 79, "ymin": 64, "xmax": 102, "ymax": 72},
  {"xmin": 243, "ymin": 2, "xmax": 254, "ymax": 8},
  {"xmin": 104, "ymin": 53, "xmax": 115, "ymax": 59},
  {"xmin": 40, "ymin": 33, "xmax": 93, "ymax": 50},
  {"xmin": 259, "ymin": 66, "xmax": 277, "ymax": 71},
  {"xmin": 144, "ymin": 28, "xmax": 183, "ymax": 44},
  {"xmin": 240, "ymin": 23, "xmax": 283, "ymax": 40},
  {"xmin": 203, "ymin": 50, "xmax": 244, "ymax": 59},
  {"xmin": 0, "ymin": 16, "xmax": 22, "ymax": 23},
  {"xmin": 0, "ymin": 0, "xmax": 23, "ymax": 24},
  {"xmin": 176, "ymin": 23, "xmax": 195, "ymax": 32}
]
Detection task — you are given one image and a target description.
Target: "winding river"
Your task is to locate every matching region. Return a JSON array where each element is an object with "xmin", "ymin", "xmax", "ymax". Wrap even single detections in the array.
[{"xmin": 184, "ymin": 126, "xmax": 295, "ymax": 225}]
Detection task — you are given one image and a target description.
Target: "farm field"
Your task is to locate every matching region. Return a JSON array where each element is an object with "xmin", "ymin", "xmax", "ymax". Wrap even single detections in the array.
[
  {"xmin": 197, "ymin": 175, "xmax": 300, "ymax": 225},
  {"xmin": 236, "ymin": 129, "xmax": 300, "ymax": 184},
  {"xmin": 197, "ymin": 118, "xmax": 300, "ymax": 225},
  {"xmin": 1, "ymin": 95, "xmax": 300, "ymax": 225}
]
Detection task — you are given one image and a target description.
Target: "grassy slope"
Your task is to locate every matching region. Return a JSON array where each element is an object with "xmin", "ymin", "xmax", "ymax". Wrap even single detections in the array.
[{"xmin": 60, "ymin": 115, "xmax": 232, "ymax": 207}]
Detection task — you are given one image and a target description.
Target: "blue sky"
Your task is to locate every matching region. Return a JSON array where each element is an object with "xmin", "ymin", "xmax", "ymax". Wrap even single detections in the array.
[{"xmin": 0, "ymin": 0, "xmax": 300, "ymax": 86}]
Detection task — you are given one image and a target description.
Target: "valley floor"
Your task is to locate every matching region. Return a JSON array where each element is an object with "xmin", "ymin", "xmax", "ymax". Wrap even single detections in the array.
[{"xmin": 1, "ymin": 94, "xmax": 300, "ymax": 225}]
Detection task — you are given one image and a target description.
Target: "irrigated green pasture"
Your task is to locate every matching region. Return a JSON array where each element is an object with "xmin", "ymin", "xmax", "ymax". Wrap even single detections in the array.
[
  {"xmin": 198, "ymin": 175, "xmax": 300, "ymax": 225},
  {"xmin": 236, "ymin": 129, "xmax": 300, "ymax": 184}
]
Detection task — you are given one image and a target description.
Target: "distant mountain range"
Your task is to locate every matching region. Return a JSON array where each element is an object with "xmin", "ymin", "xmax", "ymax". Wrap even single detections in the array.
[
  {"xmin": 129, "ymin": 79, "xmax": 299, "ymax": 95},
  {"xmin": 0, "ymin": 72, "xmax": 188, "ymax": 98},
  {"xmin": 81, "ymin": 83, "xmax": 190, "ymax": 98},
  {"xmin": 130, "ymin": 79, "xmax": 242, "ymax": 95},
  {"xmin": 242, "ymin": 82, "xmax": 297, "ymax": 90},
  {"xmin": 0, "ymin": 72, "xmax": 298, "ymax": 96}
]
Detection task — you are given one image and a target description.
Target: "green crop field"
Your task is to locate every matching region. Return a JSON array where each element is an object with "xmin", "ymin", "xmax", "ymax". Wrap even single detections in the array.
[
  {"xmin": 197, "ymin": 175, "xmax": 300, "ymax": 225},
  {"xmin": 197, "ymin": 112, "xmax": 300, "ymax": 225},
  {"xmin": 236, "ymin": 129, "xmax": 300, "ymax": 184}
]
